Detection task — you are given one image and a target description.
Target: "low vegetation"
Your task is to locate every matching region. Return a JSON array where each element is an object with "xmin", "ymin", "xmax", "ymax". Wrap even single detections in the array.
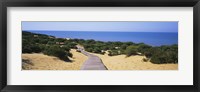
[
  {"xmin": 22, "ymin": 31, "xmax": 76, "ymax": 61},
  {"xmin": 75, "ymin": 39, "xmax": 178, "ymax": 64},
  {"xmin": 22, "ymin": 31, "xmax": 178, "ymax": 64}
]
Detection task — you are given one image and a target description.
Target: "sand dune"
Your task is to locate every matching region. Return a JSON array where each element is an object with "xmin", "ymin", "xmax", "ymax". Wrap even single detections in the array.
[
  {"xmin": 91, "ymin": 53, "xmax": 178, "ymax": 70},
  {"xmin": 22, "ymin": 49, "xmax": 178, "ymax": 70},
  {"xmin": 22, "ymin": 49, "xmax": 87, "ymax": 70}
]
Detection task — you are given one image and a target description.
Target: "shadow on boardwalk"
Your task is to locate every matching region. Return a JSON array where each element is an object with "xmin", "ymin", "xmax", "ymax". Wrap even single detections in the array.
[{"xmin": 80, "ymin": 50, "xmax": 107, "ymax": 70}]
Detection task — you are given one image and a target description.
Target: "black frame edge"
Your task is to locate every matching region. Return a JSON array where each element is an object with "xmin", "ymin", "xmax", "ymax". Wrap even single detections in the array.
[
  {"xmin": 194, "ymin": 1, "xmax": 200, "ymax": 90},
  {"xmin": 1, "ymin": 0, "xmax": 199, "ymax": 7},
  {"xmin": 0, "ymin": 0, "xmax": 7, "ymax": 91}
]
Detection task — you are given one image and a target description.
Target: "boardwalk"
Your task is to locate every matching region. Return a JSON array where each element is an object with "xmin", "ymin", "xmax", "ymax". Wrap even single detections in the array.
[{"xmin": 80, "ymin": 50, "xmax": 107, "ymax": 70}]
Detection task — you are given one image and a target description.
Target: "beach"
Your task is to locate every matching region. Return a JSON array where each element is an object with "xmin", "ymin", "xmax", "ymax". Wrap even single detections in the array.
[{"xmin": 22, "ymin": 49, "xmax": 87, "ymax": 70}]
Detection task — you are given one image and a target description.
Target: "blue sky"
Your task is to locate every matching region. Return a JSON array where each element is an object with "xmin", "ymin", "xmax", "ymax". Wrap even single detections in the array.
[{"xmin": 22, "ymin": 21, "xmax": 178, "ymax": 32}]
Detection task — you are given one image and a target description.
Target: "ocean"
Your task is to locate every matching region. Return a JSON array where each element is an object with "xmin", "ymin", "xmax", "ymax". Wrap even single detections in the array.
[{"xmin": 26, "ymin": 31, "xmax": 178, "ymax": 46}]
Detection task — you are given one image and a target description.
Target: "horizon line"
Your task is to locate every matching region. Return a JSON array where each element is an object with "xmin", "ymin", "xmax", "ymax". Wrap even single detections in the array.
[{"xmin": 22, "ymin": 30, "xmax": 178, "ymax": 33}]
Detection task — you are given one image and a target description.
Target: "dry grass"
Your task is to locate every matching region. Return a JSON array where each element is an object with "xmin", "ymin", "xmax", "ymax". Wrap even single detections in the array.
[
  {"xmin": 22, "ymin": 49, "xmax": 87, "ymax": 70},
  {"xmin": 91, "ymin": 53, "xmax": 178, "ymax": 70}
]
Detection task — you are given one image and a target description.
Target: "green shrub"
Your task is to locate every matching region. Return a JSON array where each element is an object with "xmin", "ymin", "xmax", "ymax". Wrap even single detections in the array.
[
  {"xmin": 22, "ymin": 44, "xmax": 42, "ymax": 53},
  {"xmin": 47, "ymin": 41, "xmax": 55, "ymax": 45},
  {"xmin": 62, "ymin": 45, "xmax": 70, "ymax": 51},
  {"xmin": 137, "ymin": 44, "xmax": 152, "ymax": 54},
  {"xmin": 22, "ymin": 45, "xmax": 32, "ymax": 53},
  {"xmin": 39, "ymin": 39, "xmax": 48, "ymax": 44},
  {"xmin": 43, "ymin": 46, "xmax": 70, "ymax": 61},
  {"xmin": 108, "ymin": 51, "xmax": 112, "ymax": 56},
  {"xmin": 150, "ymin": 53, "xmax": 167, "ymax": 64},
  {"xmin": 93, "ymin": 47, "xmax": 101, "ymax": 53},
  {"xmin": 66, "ymin": 51, "xmax": 73, "ymax": 58},
  {"xmin": 85, "ymin": 48, "xmax": 93, "ymax": 52},
  {"xmin": 150, "ymin": 49, "xmax": 178, "ymax": 64},
  {"xmin": 31, "ymin": 45, "xmax": 42, "ymax": 53},
  {"xmin": 108, "ymin": 50, "xmax": 119, "ymax": 56},
  {"xmin": 66, "ymin": 43, "xmax": 77, "ymax": 48},
  {"xmin": 143, "ymin": 58, "xmax": 149, "ymax": 62},
  {"xmin": 144, "ymin": 51, "xmax": 152, "ymax": 58},
  {"xmin": 125, "ymin": 46, "xmax": 138, "ymax": 56},
  {"xmin": 38, "ymin": 44, "xmax": 46, "ymax": 51},
  {"xmin": 121, "ymin": 44, "xmax": 128, "ymax": 50}
]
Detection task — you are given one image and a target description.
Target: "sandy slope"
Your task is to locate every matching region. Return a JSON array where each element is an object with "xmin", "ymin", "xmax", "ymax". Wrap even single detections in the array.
[
  {"xmin": 91, "ymin": 53, "xmax": 178, "ymax": 70},
  {"xmin": 22, "ymin": 48, "xmax": 178, "ymax": 70},
  {"xmin": 22, "ymin": 49, "xmax": 87, "ymax": 70}
]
